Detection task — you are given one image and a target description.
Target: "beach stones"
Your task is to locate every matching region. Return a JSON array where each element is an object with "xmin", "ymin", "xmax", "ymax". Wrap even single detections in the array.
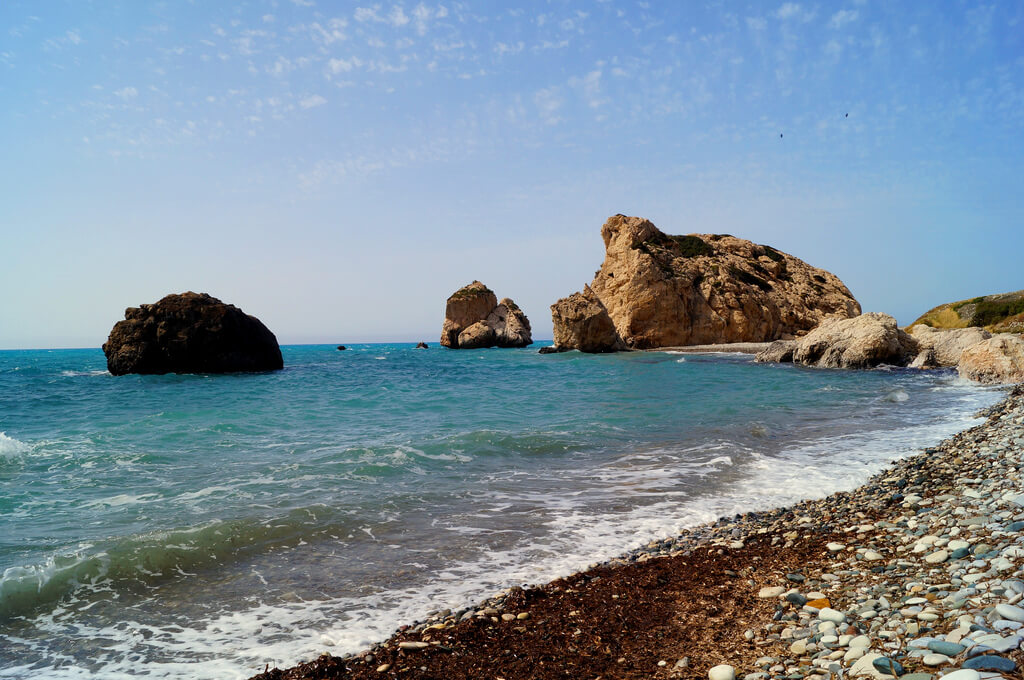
[
  {"xmin": 923, "ymin": 549, "xmax": 948, "ymax": 564},
  {"xmin": 759, "ymin": 586, "xmax": 786, "ymax": 598},
  {"xmin": 927, "ymin": 641, "xmax": 965, "ymax": 656},
  {"xmin": 708, "ymin": 663, "xmax": 736, "ymax": 680}
]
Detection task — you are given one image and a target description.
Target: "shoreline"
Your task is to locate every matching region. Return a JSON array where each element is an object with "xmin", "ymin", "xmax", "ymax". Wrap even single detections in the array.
[
  {"xmin": 655, "ymin": 342, "xmax": 772, "ymax": 354},
  {"xmin": 252, "ymin": 384, "xmax": 1024, "ymax": 680}
]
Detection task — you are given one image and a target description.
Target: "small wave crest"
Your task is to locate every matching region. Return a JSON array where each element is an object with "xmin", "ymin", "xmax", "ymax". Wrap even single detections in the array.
[
  {"xmin": 0, "ymin": 432, "xmax": 28, "ymax": 461},
  {"xmin": 881, "ymin": 389, "xmax": 910, "ymax": 403}
]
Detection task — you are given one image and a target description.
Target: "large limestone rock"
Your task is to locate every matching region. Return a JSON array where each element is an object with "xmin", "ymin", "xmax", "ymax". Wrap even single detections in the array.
[
  {"xmin": 550, "ymin": 285, "xmax": 628, "ymax": 353},
  {"xmin": 440, "ymin": 282, "xmax": 532, "ymax": 349},
  {"xmin": 958, "ymin": 335, "xmax": 1024, "ymax": 384},
  {"xmin": 583, "ymin": 215, "xmax": 860, "ymax": 348},
  {"xmin": 790, "ymin": 313, "xmax": 919, "ymax": 369},
  {"xmin": 103, "ymin": 292, "xmax": 283, "ymax": 375},
  {"xmin": 909, "ymin": 325, "xmax": 992, "ymax": 367}
]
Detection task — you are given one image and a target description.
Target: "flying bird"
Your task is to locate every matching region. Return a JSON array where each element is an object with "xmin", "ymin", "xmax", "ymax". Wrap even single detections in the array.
[{"xmin": 845, "ymin": 113, "xmax": 849, "ymax": 117}]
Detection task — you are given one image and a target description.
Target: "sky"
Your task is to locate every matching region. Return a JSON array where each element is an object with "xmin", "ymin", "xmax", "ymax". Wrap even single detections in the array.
[{"xmin": 1, "ymin": 1, "xmax": 1022, "ymax": 349}]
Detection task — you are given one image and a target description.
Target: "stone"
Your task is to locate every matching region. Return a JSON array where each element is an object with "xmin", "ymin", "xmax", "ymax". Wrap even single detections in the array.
[
  {"xmin": 398, "ymin": 641, "xmax": 429, "ymax": 650},
  {"xmin": 995, "ymin": 603, "xmax": 1024, "ymax": 623},
  {"xmin": 790, "ymin": 313, "xmax": 919, "ymax": 369},
  {"xmin": 549, "ymin": 285, "xmax": 628, "ymax": 353},
  {"xmin": 441, "ymin": 282, "xmax": 532, "ymax": 349},
  {"xmin": 103, "ymin": 292, "xmax": 284, "ymax": 375},
  {"xmin": 924, "ymin": 549, "xmax": 949, "ymax": 564},
  {"xmin": 756, "ymin": 340, "xmax": 797, "ymax": 363},
  {"xmin": 937, "ymin": 671, "xmax": 980, "ymax": 680},
  {"xmin": 922, "ymin": 653, "xmax": 950, "ymax": 666},
  {"xmin": 962, "ymin": 655, "xmax": 1016, "ymax": 672},
  {"xmin": 863, "ymin": 550, "xmax": 884, "ymax": 561},
  {"xmin": 927, "ymin": 641, "xmax": 966, "ymax": 656},
  {"xmin": 415, "ymin": 342, "xmax": 428, "ymax": 349},
  {"xmin": 758, "ymin": 586, "xmax": 787, "ymax": 598},
  {"xmin": 708, "ymin": 664, "xmax": 736, "ymax": 680},
  {"xmin": 908, "ymin": 325, "xmax": 992, "ymax": 367},
  {"xmin": 336, "ymin": 345, "xmax": 347, "ymax": 350},
  {"xmin": 958, "ymin": 334, "xmax": 1024, "ymax": 384},
  {"xmin": 575, "ymin": 214, "xmax": 861, "ymax": 348},
  {"xmin": 819, "ymin": 608, "xmax": 846, "ymax": 623},
  {"xmin": 871, "ymin": 657, "xmax": 904, "ymax": 676}
]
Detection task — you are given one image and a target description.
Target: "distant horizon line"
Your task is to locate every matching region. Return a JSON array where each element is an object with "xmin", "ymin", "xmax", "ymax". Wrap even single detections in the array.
[{"xmin": 0, "ymin": 340, "xmax": 557, "ymax": 352}]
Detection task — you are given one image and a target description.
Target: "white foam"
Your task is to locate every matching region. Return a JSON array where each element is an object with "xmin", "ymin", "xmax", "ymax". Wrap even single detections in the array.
[{"xmin": 0, "ymin": 432, "xmax": 28, "ymax": 460}]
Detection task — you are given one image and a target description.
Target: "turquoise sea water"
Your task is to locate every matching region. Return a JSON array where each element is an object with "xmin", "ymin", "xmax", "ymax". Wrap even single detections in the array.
[{"xmin": 0, "ymin": 344, "xmax": 1004, "ymax": 678}]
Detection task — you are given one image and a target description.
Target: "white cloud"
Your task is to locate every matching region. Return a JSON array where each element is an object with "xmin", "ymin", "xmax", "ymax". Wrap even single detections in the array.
[
  {"xmin": 776, "ymin": 3, "xmax": 802, "ymax": 19},
  {"xmin": 328, "ymin": 56, "xmax": 363, "ymax": 73},
  {"xmin": 494, "ymin": 41, "xmax": 524, "ymax": 56},
  {"xmin": 388, "ymin": 6, "xmax": 410, "ymax": 27},
  {"xmin": 310, "ymin": 19, "xmax": 347, "ymax": 45},
  {"xmin": 66, "ymin": 30, "xmax": 81, "ymax": 45},
  {"xmin": 292, "ymin": 0, "xmax": 315, "ymax": 6},
  {"xmin": 570, "ymin": 69, "xmax": 604, "ymax": 109},
  {"xmin": 263, "ymin": 14, "xmax": 275, "ymax": 24},
  {"xmin": 534, "ymin": 86, "xmax": 564, "ymax": 125},
  {"xmin": 355, "ymin": 6, "xmax": 381, "ymax": 23},
  {"xmin": 300, "ymin": 94, "xmax": 327, "ymax": 109},
  {"xmin": 829, "ymin": 9, "xmax": 859, "ymax": 29},
  {"xmin": 115, "ymin": 86, "xmax": 138, "ymax": 100},
  {"xmin": 268, "ymin": 56, "xmax": 292, "ymax": 76},
  {"xmin": 746, "ymin": 16, "xmax": 767, "ymax": 31}
]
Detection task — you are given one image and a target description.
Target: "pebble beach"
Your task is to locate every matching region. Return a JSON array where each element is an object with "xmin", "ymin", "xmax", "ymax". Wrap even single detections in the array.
[{"xmin": 252, "ymin": 383, "xmax": 1024, "ymax": 680}]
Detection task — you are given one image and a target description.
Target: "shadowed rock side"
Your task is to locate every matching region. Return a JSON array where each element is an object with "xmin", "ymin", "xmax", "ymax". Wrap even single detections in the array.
[
  {"xmin": 549, "ymin": 286, "xmax": 628, "ymax": 353},
  {"xmin": 583, "ymin": 215, "xmax": 861, "ymax": 348},
  {"xmin": 103, "ymin": 292, "xmax": 283, "ymax": 375},
  {"xmin": 440, "ymin": 282, "xmax": 532, "ymax": 349}
]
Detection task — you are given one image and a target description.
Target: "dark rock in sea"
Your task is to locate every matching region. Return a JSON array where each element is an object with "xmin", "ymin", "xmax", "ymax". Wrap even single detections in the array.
[
  {"xmin": 102, "ymin": 292, "xmax": 283, "ymax": 375},
  {"xmin": 337, "ymin": 345, "xmax": 347, "ymax": 351},
  {"xmin": 415, "ymin": 342, "xmax": 428, "ymax": 349},
  {"xmin": 538, "ymin": 346, "xmax": 569, "ymax": 354}
]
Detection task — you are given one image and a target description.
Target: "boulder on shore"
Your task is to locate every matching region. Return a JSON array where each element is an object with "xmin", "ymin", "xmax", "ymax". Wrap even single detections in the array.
[
  {"xmin": 103, "ymin": 292, "xmax": 283, "ymax": 375},
  {"xmin": 908, "ymin": 325, "xmax": 992, "ymax": 367},
  {"xmin": 575, "ymin": 215, "xmax": 860, "ymax": 348},
  {"xmin": 549, "ymin": 285, "xmax": 628, "ymax": 353},
  {"xmin": 958, "ymin": 335, "xmax": 1024, "ymax": 384},
  {"xmin": 790, "ymin": 313, "xmax": 918, "ymax": 369},
  {"xmin": 439, "ymin": 282, "xmax": 532, "ymax": 349}
]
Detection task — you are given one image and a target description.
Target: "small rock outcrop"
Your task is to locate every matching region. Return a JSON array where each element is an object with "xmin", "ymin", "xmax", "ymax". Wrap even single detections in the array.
[
  {"xmin": 958, "ymin": 335, "xmax": 1024, "ymax": 384},
  {"xmin": 549, "ymin": 285, "xmax": 628, "ymax": 353},
  {"xmin": 103, "ymin": 292, "xmax": 283, "ymax": 375},
  {"xmin": 908, "ymin": 325, "xmax": 992, "ymax": 367},
  {"xmin": 440, "ymin": 282, "xmax": 532, "ymax": 349},
  {"xmin": 415, "ymin": 342, "xmax": 428, "ymax": 349},
  {"xmin": 565, "ymin": 215, "xmax": 860, "ymax": 349},
  {"xmin": 337, "ymin": 345, "xmax": 347, "ymax": 351},
  {"xmin": 789, "ymin": 313, "xmax": 919, "ymax": 369},
  {"xmin": 755, "ymin": 340, "xmax": 797, "ymax": 364}
]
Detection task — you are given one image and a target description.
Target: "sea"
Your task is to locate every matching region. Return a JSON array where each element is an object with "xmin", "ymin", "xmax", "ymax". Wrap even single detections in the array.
[{"xmin": 0, "ymin": 344, "xmax": 1006, "ymax": 679}]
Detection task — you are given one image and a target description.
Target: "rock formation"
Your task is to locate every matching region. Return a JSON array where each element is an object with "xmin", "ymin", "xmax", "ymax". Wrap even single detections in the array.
[
  {"xmin": 790, "ymin": 313, "xmax": 918, "ymax": 369},
  {"xmin": 756, "ymin": 313, "xmax": 918, "ymax": 369},
  {"xmin": 908, "ymin": 325, "xmax": 992, "ymax": 368},
  {"xmin": 957, "ymin": 335, "xmax": 1024, "ymax": 384},
  {"xmin": 415, "ymin": 342, "xmax": 429, "ymax": 349},
  {"xmin": 103, "ymin": 292, "xmax": 283, "ymax": 375},
  {"xmin": 561, "ymin": 215, "xmax": 860, "ymax": 349},
  {"xmin": 440, "ymin": 282, "xmax": 532, "ymax": 349},
  {"xmin": 549, "ymin": 285, "xmax": 628, "ymax": 353}
]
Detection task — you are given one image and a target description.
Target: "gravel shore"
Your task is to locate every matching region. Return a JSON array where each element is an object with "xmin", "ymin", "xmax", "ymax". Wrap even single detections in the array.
[{"xmin": 251, "ymin": 384, "xmax": 1024, "ymax": 680}]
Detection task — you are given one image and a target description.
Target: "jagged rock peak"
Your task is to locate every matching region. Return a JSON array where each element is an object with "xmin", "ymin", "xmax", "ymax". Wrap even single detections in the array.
[
  {"xmin": 102, "ymin": 291, "xmax": 283, "ymax": 375},
  {"xmin": 586, "ymin": 214, "xmax": 861, "ymax": 348},
  {"xmin": 440, "ymin": 282, "xmax": 532, "ymax": 349}
]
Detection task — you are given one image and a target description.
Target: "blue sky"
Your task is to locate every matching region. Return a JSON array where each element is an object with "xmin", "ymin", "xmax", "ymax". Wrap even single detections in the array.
[{"xmin": 2, "ymin": 1, "xmax": 1022, "ymax": 349}]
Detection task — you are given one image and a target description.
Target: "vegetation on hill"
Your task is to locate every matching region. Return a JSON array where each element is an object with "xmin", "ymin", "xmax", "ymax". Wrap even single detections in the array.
[{"xmin": 909, "ymin": 290, "xmax": 1024, "ymax": 333}]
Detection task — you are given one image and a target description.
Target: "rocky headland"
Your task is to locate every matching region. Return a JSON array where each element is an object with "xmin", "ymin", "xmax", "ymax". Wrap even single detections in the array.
[
  {"xmin": 547, "ymin": 215, "xmax": 860, "ymax": 353},
  {"xmin": 440, "ymin": 281, "xmax": 532, "ymax": 349},
  {"xmin": 102, "ymin": 292, "xmax": 283, "ymax": 375}
]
